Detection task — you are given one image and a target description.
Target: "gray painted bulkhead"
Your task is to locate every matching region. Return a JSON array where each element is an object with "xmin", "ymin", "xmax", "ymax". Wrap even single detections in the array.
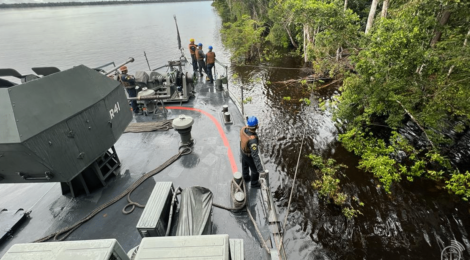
[{"xmin": 0, "ymin": 65, "xmax": 132, "ymax": 183}]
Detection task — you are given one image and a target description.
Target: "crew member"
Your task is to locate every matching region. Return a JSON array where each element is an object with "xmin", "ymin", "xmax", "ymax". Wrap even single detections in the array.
[
  {"xmin": 195, "ymin": 43, "xmax": 208, "ymax": 77},
  {"xmin": 205, "ymin": 46, "xmax": 216, "ymax": 84},
  {"xmin": 240, "ymin": 116, "xmax": 264, "ymax": 188},
  {"xmin": 118, "ymin": 66, "xmax": 140, "ymax": 114},
  {"xmin": 188, "ymin": 38, "xmax": 198, "ymax": 72}
]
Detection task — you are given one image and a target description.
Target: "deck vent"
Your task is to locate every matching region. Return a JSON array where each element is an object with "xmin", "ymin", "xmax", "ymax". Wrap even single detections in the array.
[
  {"xmin": 136, "ymin": 182, "xmax": 174, "ymax": 238},
  {"xmin": 0, "ymin": 239, "xmax": 129, "ymax": 260}
]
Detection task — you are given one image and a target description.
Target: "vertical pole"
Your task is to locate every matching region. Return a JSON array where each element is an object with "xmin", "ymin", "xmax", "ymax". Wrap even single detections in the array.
[
  {"xmin": 241, "ymin": 84, "xmax": 244, "ymax": 117},
  {"xmin": 144, "ymin": 51, "xmax": 152, "ymax": 71},
  {"xmin": 225, "ymin": 66, "xmax": 229, "ymax": 91}
]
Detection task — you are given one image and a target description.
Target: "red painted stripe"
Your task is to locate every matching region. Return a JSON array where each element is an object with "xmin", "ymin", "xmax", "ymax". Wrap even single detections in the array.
[{"xmin": 166, "ymin": 106, "xmax": 239, "ymax": 174}]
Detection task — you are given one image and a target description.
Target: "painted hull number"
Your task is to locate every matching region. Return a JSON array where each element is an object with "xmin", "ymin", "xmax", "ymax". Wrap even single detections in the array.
[{"xmin": 109, "ymin": 102, "xmax": 121, "ymax": 119}]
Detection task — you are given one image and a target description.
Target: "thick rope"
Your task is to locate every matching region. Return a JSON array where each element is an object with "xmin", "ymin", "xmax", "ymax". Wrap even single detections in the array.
[
  {"xmin": 212, "ymin": 178, "xmax": 270, "ymax": 254},
  {"xmin": 34, "ymin": 147, "xmax": 192, "ymax": 243},
  {"xmin": 124, "ymin": 119, "xmax": 173, "ymax": 133},
  {"xmin": 278, "ymin": 128, "xmax": 307, "ymax": 259},
  {"xmin": 212, "ymin": 179, "xmax": 246, "ymax": 211}
]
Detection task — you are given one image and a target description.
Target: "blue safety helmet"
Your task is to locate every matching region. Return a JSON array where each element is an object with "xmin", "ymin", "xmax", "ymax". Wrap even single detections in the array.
[
  {"xmin": 208, "ymin": 45, "xmax": 213, "ymax": 49},
  {"xmin": 247, "ymin": 116, "xmax": 258, "ymax": 127},
  {"xmin": 198, "ymin": 43, "xmax": 203, "ymax": 47}
]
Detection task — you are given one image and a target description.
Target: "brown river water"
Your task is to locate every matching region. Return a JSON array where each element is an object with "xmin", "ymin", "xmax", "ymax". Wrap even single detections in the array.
[{"xmin": 1, "ymin": 2, "xmax": 469, "ymax": 259}]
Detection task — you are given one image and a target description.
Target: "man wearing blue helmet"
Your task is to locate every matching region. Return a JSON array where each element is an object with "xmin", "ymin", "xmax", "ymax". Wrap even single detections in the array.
[
  {"xmin": 195, "ymin": 43, "xmax": 208, "ymax": 77},
  {"xmin": 240, "ymin": 116, "xmax": 264, "ymax": 188},
  {"xmin": 205, "ymin": 46, "xmax": 216, "ymax": 84}
]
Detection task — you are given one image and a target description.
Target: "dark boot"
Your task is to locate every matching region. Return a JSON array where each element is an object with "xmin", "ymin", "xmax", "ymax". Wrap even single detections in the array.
[{"xmin": 243, "ymin": 176, "xmax": 251, "ymax": 182}]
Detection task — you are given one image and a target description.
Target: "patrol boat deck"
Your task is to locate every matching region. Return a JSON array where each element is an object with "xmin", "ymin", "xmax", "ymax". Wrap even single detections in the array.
[{"xmin": 0, "ymin": 68, "xmax": 282, "ymax": 259}]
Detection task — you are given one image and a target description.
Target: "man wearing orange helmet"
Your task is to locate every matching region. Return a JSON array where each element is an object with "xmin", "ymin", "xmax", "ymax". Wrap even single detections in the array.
[
  {"xmin": 188, "ymin": 38, "xmax": 198, "ymax": 72},
  {"xmin": 118, "ymin": 66, "xmax": 140, "ymax": 115}
]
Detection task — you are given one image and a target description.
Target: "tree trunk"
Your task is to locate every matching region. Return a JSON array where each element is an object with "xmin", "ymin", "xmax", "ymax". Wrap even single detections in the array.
[
  {"xmin": 447, "ymin": 28, "xmax": 470, "ymax": 77},
  {"xmin": 381, "ymin": 0, "xmax": 389, "ymax": 18},
  {"xmin": 338, "ymin": 0, "xmax": 348, "ymax": 61},
  {"xmin": 252, "ymin": 5, "xmax": 258, "ymax": 21},
  {"xmin": 365, "ymin": 0, "xmax": 379, "ymax": 34},
  {"xmin": 303, "ymin": 24, "xmax": 308, "ymax": 62},
  {"xmin": 306, "ymin": 25, "xmax": 312, "ymax": 44},
  {"xmin": 283, "ymin": 23, "xmax": 298, "ymax": 48},
  {"xmin": 464, "ymin": 28, "xmax": 470, "ymax": 47},
  {"xmin": 312, "ymin": 26, "xmax": 319, "ymax": 46},
  {"xmin": 430, "ymin": 10, "xmax": 451, "ymax": 47},
  {"xmin": 336, "ymin": 46, "xmax": 343, "ymax": 62}
]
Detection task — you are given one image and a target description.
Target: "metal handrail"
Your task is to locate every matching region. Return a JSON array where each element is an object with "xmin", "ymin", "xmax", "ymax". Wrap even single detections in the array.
[
  {"xmin": 213, "ymin": 58, "xmax": 244, "ymax": 117},
  {"xmin": 93, "ymin": 61, "xmax": 116, "ymax": 70},
  {"xmin": 104, "ymin": 57, "xmax": 135, "ymax": 76}
]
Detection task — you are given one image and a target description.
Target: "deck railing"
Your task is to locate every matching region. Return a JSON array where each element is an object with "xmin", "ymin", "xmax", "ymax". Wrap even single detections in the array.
[{"xmin": 214, "ymin": 58, "xmax": 246, "ymax": 121}]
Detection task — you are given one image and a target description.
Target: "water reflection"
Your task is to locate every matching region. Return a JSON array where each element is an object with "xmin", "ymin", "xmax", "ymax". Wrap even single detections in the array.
[{"xmin": 231, "ymin": 56, "xmax": 470, "ymax": 259}]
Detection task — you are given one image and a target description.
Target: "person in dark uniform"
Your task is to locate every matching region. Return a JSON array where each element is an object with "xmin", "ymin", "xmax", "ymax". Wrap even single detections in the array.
[
  {"xmin": 205, "ymin": 46, "xmax": 216, "ymax": 84},
  {"xmin": 188, "ymin": 38, "xmax": 198, "ymax": 72},
  {"xmin": 118, "ymin": 66, "xmax": 140, "ymax": 115},
  {"xmin": 195, "ymin": 43, "xmax": 208, "ymax": 77},
  {"xmin": 240, "ymin": 116, "xmax": 264, "ymax": 188}
]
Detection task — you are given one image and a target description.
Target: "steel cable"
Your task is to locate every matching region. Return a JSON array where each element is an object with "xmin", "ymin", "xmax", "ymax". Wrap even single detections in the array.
[
  {"xmin": 34, "ymin": 147, "xmax": 192, "ymax": 243},
  {"xmin": 278, "ymin": 128, "xmax": 307, "ymax": 260}
]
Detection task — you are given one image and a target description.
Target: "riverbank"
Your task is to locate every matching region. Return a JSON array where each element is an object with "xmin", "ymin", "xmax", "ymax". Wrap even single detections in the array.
[{"xmin": 0, "ymin": 0, "xmax": 211, "ymax": 9}]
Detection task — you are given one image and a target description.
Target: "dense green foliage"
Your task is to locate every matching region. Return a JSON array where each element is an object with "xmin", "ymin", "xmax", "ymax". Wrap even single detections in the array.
[
  {"xmin": 214, "ymin": 0, "xmax": 470, "ymax": 200},
  {"xmin": 335, "ymin": 0, "xmax": 470, "ymax": 200},
  {"xmin": 309, "ymin": 155, "xmax": 363, "ymax": 218}
]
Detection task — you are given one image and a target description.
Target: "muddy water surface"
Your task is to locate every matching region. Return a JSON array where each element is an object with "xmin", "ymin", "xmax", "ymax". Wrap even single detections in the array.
[{"xmin": 231, "ymin": 54, "xmax": 470, "ymax": 259}]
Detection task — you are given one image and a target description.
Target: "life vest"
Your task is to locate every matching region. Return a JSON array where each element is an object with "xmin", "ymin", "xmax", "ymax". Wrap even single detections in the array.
[
  {"xmin": 240, "ymin": 126, "xmax": 258, "ymax": 155},
  {"xmin": 196, "ymin": 49, "xmax": 204, "ymax": 60},
  {"xmin": 188, "ymin": 43, "xmax": 197, "ymax": 55},
  {"xmin": 119, "ymin": 74, "xmax": 133, "ymax": 88},
  {"xmin": 206, "ymin": 51, "xmax": 215, "ymax": 64}
]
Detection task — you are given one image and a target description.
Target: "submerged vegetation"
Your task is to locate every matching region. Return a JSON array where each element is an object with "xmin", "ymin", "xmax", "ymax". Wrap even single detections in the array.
[
  {"xmin": 309, "ymin": 154, "xmax": 363, "ymax": 219},
  {"xmin": 214, "ymin": 0, "xmax": 470, "ymax": 201}
]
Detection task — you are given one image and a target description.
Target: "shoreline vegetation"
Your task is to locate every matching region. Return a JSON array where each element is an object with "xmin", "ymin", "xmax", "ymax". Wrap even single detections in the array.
[
  {"xmin": 213, "ymin": 0, "xmax": 470, "ymax": 203},
  {"xmin": 0, "ymin": 0, "xmax": 210, "ymax": 9}
]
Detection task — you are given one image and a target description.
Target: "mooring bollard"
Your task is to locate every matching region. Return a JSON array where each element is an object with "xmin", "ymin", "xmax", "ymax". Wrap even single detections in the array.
[
  {"xmin": 172, "ymin": 114, "xmax": 194, "ymax": 147},
  {"xmin": 234, "ymin": 172, "xmax": 242, "ymax": 184},
  {"xmin": 216, "ymin": 78, "xmax": 223, "ymax": 89},
  {"xmin": 224, "ymin": 112, "xmax": 231, "ymax": 122}
]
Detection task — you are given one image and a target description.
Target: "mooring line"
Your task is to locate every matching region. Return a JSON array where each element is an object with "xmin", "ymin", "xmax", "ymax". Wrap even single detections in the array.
[{"xmin": 279, "ymin": 128, "xmax": 307, "ymax": 259}]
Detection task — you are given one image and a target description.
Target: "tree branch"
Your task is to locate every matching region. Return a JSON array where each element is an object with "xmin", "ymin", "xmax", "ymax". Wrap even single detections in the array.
[{"xmin": 396, "ymin": 100, "xmax": 436, "ymax": 150}]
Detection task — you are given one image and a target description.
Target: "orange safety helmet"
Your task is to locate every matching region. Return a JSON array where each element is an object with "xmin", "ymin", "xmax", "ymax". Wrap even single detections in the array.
[
  {"xmin": 119, "ymin": 66, "xmax": 128, "ymax": 72},
  {"xmin": 190, "ymin": 38, "xmax": 195, "ymax": 43}
]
